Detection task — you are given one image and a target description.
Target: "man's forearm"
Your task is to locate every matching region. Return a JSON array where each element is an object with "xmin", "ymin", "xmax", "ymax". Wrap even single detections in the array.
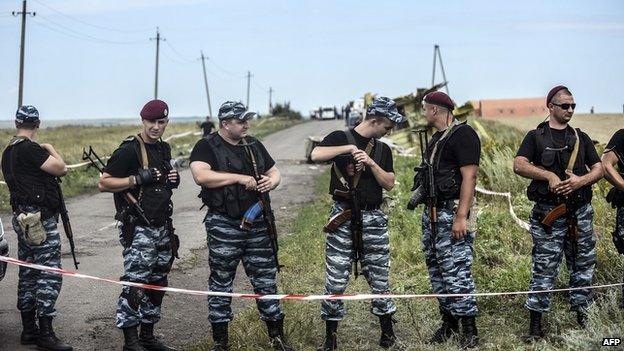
[
  {"xmin": 369, "ymin": 163, "xmax": 394, "ymax": 190},
  {"xmin": 579, "ymin": 163, "xmax": 604, "ymax": 187},
  {"xmin": 456, "ymin": 178, "xmax": 475, "ymax": 218},
  {"xmin": 311, "ymin": 145, "xmax": 354, "ymax": 162},
  {"xmin": 514, "ymin": 159, "xmax": 557, "ymax": 181}
]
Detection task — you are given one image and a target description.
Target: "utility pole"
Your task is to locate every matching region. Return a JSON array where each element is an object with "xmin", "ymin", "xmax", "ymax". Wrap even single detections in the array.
[
  {"xmin": 268, "ymin": 87, "xmax": 273, "ymax": 115},
  {"xmin": 13, "ymin": 0, "xmax": 35, "ymax": 109},
  {"xmin": 246, "ymin": 70, "xmax": 252, "ymax": 109},
  {"xmin": 431, "ymin": 44, "xmax": 450, "ymax": 95},
  {"xmin": 150, "ymin": 27, "xmax": 165, "ymax": 99},
  {"xmin": 200, "ymin": 51, "xmax": 213, "ymax": 117}
]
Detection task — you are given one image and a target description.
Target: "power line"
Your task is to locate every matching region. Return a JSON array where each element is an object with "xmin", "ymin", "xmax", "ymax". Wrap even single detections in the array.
[
  {"xmin": 31, "ymin": 0, "xmax": 151, "ymax": 33},
  {"xmin": 164, "ymin": 40, "xmax": 194, "ymax": 64},
  {"xmin": 35, "ymin": 16, "xmax": 147, "ymax": 45}
]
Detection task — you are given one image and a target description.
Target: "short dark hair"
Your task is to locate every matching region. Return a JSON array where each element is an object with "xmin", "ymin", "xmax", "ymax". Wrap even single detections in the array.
[{"xmin": 15, "ymin": 121, "xmax": 39, "ymax": 130}]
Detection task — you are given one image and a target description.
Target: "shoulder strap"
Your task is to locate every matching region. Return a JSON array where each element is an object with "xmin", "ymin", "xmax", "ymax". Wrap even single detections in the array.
[
  {"xmin": 566, "ymin": 127, "xmax": 580, "ymax": 172},
  {"xmin": 7, "ymin": 136, "xmax": 31, "ymax": 195},
  {"xmin": 333, "ymin": 139, "xmax": 374, "ymax": 189},
  {"xmin": 430, "ymin": 121, "xmax": 464, "ymax": 169},
  {"xmin": 133, "ymin": 135, "xmax": 149, "ymax": 169},
  {"xmin": 241, "ymin": 138, "xmax": 260, "ymax": 179},
  {"xmin": 344, "ymin": 129, "xmax": 357, "ymax": 146}
]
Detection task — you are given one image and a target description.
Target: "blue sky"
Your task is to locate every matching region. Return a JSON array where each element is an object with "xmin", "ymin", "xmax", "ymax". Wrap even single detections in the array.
[{"xmin": 0, "ymin": 0, "xmax": 622, "ymax": 120}]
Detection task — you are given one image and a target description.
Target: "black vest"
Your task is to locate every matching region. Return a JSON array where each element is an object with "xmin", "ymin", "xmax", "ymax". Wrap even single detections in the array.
[
  {"xmin": 1, "ymin": 138, "xmax": 60, "ymax": 215},
  {"xmin": 199, "ymin": 134, "xmax": 266, "ymax": 219},
  {"xmin": 342, "ymin": 129, "xmax": 385, "ymax": 206},
  {"xmin": 427, "ymin": 123, "xmax": 467, "ymax": 200},
  {"xmin": 526, "ymin": 122, "xmax": 591, "ymax": 205}
]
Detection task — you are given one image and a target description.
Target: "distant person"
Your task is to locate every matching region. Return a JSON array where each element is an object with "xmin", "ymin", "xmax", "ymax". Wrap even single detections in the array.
[
  {"xmin": 411, "ymin": 92, "xmax": 481, "ymax": 348},
  {"xmin": 1, "ymin": 106, "xmax": 72, "ymax": 350},
  {"xmin": 514, "ymin": 86, "xmax": 603, "ymax": 341},
  {"xmin": 200, "ymin": 116, "xmax": 216, "ymax": 137},
  {"xmin": 311, "ymin": 97, "xmax": 404, "ymax": 350},
  {"xmin": 590, "ymin": 106, "xmax": 594, "ymax": 114},
  {"xmin": 190, "ymin": 101, "xmax": 293, "ymax": 351},
  {"xmin": 602, "ymin": 129, "xmax": 624, "ymax": 306},
  {"xmin": 98, "ymin": 99, "xmax": 180, "ymax": 351}
]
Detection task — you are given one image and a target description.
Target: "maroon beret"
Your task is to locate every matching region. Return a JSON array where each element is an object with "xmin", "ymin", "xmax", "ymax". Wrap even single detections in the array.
[
  {"xmin": 546, "ymin": 85, "xmax": 570, "ymax": 105},
  {"xmin": 140, "ymin": 99, "xmax": 169, "ymax": 120},
  {"xmin": 423, "ymin": 91, "xmax": 455, "ymax": 111}
]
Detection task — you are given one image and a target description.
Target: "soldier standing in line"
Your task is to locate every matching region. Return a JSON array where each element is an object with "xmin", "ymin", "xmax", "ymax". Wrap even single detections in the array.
[
  {"xmin": 311, "ymin": 96, "xmax": 405, "ymax": 350},
  {"xmin": 98, "ymin": 99, "xmax": 180, "ymax": 351},
  {"xmin": 189, "ymin": 101, "xmax": 293, "ymax": 351},
  {"xmin": 413, "ymin": 92, "xmax": 481, "ymax": 348},
  {"xmin": 514, "ymin": 86, "xmax": 603, "ymax": 340},
  {"xmin": 602, "ymin": 128, "xmax": 624, "ymax": 305},
  {"xmin": 1, "ymin": 106, "xmax": 72, "ymax": 350}
]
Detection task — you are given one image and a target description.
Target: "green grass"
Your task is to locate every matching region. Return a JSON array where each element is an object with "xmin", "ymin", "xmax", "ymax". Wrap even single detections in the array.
[
  {"xmin": 0, "ymin": 116, "xmax": 302, "ymax": 211},
  {"xmin": 190, "ymin": 119, "xmax": 624, "ymax": 350}
]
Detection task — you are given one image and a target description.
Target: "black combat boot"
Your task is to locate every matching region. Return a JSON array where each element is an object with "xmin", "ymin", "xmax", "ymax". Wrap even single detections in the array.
[
  {"xmin": 139, "ymin": 323, "xmax": 177, "ymax": 350},
  {"xmin": 319, "ymin": 320, "xmax": 338, "ymax": 351},
  {"xmin": 523, "ymin": 310, "xmax": 545, "ymax": 342},
  {"xmin": 459, "ymin": 316, "xmax": 478, "ymax": 349},
  {"xmin": 36, "ymin": 316, "xmax": 73, "ymax": 351},
  {"xmin": 210, "ymin": 322, "xmax": 229, "ymax": 351},
  {"xmin": 266, "ymin": 318, "xmax": 295, "ymax": 351},
  {"xmin": 378, "ymin": 314, "xmax": 397, "ymax": 349},
  {"xmin": 20, "ymin": 310, "xmax": 39, "ymax": 345},
  {"xmin": 428, "ymin": 309, "xmax": 459, "ymax": 343},
  {"xmin": 576, "ymin": 310, "xmax": 588, "ymax": 329},
  {"xmin": 123, "ymin": 325, "xmax": 146, "ymax": 351}
]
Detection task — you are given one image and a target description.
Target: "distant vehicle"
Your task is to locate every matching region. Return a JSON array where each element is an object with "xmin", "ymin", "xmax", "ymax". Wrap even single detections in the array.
[{"xmin": 310, "ymin": 106, "xmax": 340, "ymax": 120}]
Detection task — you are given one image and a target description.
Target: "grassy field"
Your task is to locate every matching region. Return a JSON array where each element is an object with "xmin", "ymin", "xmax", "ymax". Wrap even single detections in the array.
[
  {"xmin": 0, "ymin": 116, "xmax": 302, "ymax": 212},
  {"xmin": 190, "ymin": 119, "xmax": 624, "ymax": 351},
  {"xmin": 490, "ymin": 113, "xmax": 624, "ymax": 144}
]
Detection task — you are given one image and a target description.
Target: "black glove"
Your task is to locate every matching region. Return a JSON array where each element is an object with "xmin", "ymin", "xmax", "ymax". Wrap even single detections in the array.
[
  {"xmin": 135, "ymin": 168, "xmax": 159, "ymax": 186},
  {"xmin": 167, "ymin": 171, "xmax": 180, "ymax": 189}
]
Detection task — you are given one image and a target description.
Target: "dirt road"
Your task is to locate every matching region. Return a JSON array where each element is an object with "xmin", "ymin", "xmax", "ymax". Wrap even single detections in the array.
[{"xmin": 0, "ymin": 119, "xmax": 343, "ymax": 350}]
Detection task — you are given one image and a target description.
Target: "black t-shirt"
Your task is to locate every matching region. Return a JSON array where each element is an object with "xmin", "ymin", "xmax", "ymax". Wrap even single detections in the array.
[
  {"xmin": 428, "ymin": 125, "xmax": 481, "ymax": 169},
  {"xmin": 200, "ymin": 121, "xmax": 215, "ymax": 137},
  {"xmin": 103, "ymin": 137, "xmax": 172, "ymax": 213},
  {"xmin": 516, "ymin": 127, "xmax": 600, "ymax": 167},
  {"xmin": 605, "ymin": 129, "xmax": 624, "ymax": 170},
  {"xmin": 189, "ymin": 135, "xmax": 275, "ymax": 173},
  {"xmin": 319, "ymin": 129, "xmax": 393, "ymax": 204}
]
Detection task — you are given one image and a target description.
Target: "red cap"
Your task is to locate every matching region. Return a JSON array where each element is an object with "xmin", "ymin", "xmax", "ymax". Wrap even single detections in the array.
[
  {"xmin": 423, "ymin": 91, "xmax": 455, "ymax": 111},
  {"xmin": 140, "ymin": 99, "xmax": 169, "ymax": 120},
  {"xmin": 546, "ymin": 85, "xmax": 570, "ymax": 106}
]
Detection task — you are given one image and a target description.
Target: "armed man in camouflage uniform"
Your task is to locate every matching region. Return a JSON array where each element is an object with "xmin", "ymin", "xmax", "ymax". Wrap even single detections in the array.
[
  {"xmin": 99, "ymin": 99, "xmax": 180, "ymax": 351},
  {"xmin": 311, "ymin": 97, "xmax": 404, "ymax": 350},
  {"xmin": 1, "ymin": 106, "xmax": 72, "ymax": 350},
  {"xmin": 602, "ymin": 128, "xmax": 624, "ymax": 305},
  {"xmin": 412, "ymin": 92, "xmax": 481, "ymax": 348},
  {"xmin": 190, "ymin": 101, "xmax": 293, "ymax": 351},
  {"xmin": 514, "ymin": 86, "xmax": 603, "ymax": 340}
]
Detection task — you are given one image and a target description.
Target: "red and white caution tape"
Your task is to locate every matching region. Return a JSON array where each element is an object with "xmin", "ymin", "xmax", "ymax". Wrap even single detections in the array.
[
  {"xmin": 1, "ymin": 255, "xmax": 620, "ymax": 300},
  {"xmin": 475, "ymin": 186, "xmax": 531, "ymax": 231}
]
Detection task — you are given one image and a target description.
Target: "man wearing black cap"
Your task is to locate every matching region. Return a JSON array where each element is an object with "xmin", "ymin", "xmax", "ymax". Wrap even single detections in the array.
[
  {"xmin": 189, "ymin": 101, "xmax": 293, "ymax": 351},
  {"xmin": 514, "ymin": 86, "xmax": 603, "ymax": 340},
  {"xmin": 1, "ymin": 105, "xmax": 72, "ymax": 350},
  {"xmin": 98, "ymin": 99, "xmax": 180, "ymax": 351},
  {"xmin": 412, "ymin": 91, "xmax": 481, "ymax": 348},
  {"xmin": 311, "ymin": 96, "xmax": 404, "ymax": 350}
]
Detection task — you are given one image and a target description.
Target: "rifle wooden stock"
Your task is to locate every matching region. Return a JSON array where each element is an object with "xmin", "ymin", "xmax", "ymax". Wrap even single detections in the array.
[
  {"xmin": 323, "ymin": 210, "xmax": 352, "ymax": 233},
  {"xmin": 540, "ymin": 203, "xmax": 567, "ymax": 227}
]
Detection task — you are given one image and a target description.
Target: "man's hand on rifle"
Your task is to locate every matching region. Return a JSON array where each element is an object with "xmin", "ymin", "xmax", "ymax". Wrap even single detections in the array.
[
  {"xmin": 352, "ymin": 149, "xmax": 373, "ymax": 168},
  {"xmin": 257, "ymin": 175, "xmax": 273, "ymax": 193},
  {"xmin": 239, "ymin": 175, "xmax": 258, "ymax": 191},
  {"xmin": 452, "ymin": 214, "xmax": 468, "ymax": 240},
  {"xmin": 556, "ymin": 170, "xmax": 585, "ymax": 196},
  {"xmin": 134, "ymin": 167, "xmax": 161, "ymax": 186},
  {"xmin": 546, "ymin": 172, "xmax": 562, "ymax": 193},
  {"xmin": 167, "ymin": 169, "xmax": 179, "ymax": 184}
]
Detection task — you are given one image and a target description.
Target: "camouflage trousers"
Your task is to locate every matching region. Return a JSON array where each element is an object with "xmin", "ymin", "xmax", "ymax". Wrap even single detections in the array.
[
  {"xmin": 321, "ymin": 202, "xmax": 397, "ymax": 321},
  {"xmin": 116, "ymin": 224, "xmax": 173, "ymax": 329},
  {"xmin": 12, "ymin": 209, "xmax": 62, "ymax": 317},
  {"xmin": 422, "ymin": 204, "xmax": 478, "ymax": 317},
  {"xmin": 525, "ymin": 203, "xmax": 596, "ymax": 313},
  {"xmin": 618, "ymin": 207, "xmax": 624, "ymax": 300},
  {"xmin": 205, "ymin": 213, "xmax": 284, "ymax": 323}
]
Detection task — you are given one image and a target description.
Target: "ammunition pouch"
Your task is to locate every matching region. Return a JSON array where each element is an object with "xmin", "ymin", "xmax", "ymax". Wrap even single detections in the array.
[
  {"xmin": 116, "ymin": 210, "xmax": 138, "ymax": 248},
  {"xmin": 435, "ymin": 169, "xmax": 461, "ymax": 200},
  {"xmin": 16, "ymin": 210, "xmax": 46, "ymax": 246},
  {"xmin": 606, "ymin": 187, "xmax": 624, "ymax": 208},
  {"xmin": 140, "ymin": 185, "xmax": 172, "ymax": 226}
]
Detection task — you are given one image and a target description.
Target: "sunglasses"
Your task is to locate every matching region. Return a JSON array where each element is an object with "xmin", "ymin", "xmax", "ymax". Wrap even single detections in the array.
[{"xmin": 551, "ymin": 102, "xmax": 576, "ymax": 110}]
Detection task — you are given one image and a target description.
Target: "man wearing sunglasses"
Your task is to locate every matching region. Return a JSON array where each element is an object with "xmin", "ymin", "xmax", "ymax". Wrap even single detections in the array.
[{"xmin": 514, "ymin": 86, "xmax": 603, "ymax": 341}]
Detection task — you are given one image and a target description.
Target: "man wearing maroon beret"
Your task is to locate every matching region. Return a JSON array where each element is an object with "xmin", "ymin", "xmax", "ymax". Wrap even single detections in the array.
[
  {"xmin": 99, "ymin": 99, "xmax": 180, "ymax": 351},
  {"xmin": 412, "ymin": 91, "xmax": 481, "ymax": 348},
  {"xmin": 514, "ymin": 86, "xmax": 603, "ymax": 341}
]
